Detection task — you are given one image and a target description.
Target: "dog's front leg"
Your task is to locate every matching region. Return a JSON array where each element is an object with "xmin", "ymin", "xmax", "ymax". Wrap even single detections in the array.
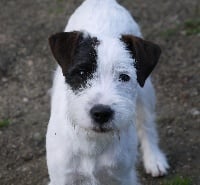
[{"xmin": 136, "ymin": 82, "xmax": 169, "ymax": 177}]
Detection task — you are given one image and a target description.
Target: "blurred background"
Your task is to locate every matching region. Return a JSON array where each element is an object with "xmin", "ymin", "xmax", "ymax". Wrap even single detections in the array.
[{"xmin": 0, "ymin": 0, "xmax": 199, "ymax": 184}]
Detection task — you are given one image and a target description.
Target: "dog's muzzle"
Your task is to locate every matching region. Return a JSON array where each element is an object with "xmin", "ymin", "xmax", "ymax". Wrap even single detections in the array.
[{"xmin": 90, "ymin": 104, "xmax": 114, "ymax": 132}]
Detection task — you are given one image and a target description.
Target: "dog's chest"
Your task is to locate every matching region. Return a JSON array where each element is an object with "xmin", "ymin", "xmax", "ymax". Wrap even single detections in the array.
[
  {"xmin": 66, "ymin": 149, "xmax": 131, "ymax": 185},
  {"xmin": 67, "ymin": 169, "xmax": 124, "ymax": 185}
]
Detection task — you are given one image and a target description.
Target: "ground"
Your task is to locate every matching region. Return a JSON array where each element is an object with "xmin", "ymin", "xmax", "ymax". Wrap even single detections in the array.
[{"xmin": 0, "ymin": 0, "xmax": 199, "ymax": 185}]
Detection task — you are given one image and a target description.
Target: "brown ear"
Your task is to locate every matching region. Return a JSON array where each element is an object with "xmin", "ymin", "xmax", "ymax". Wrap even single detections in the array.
[
  {"xmin": 121, "ymin": 35, "xmax": 161, "ymax": 87},
  {"xmin": 48, "ymin": 31, "xmax": 82, "ymax": 75}
]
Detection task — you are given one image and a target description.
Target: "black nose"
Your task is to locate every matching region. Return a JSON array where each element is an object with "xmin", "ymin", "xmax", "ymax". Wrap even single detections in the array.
[{"xmin": 90, "ymin": 104, "xmax": 114, "ymax": 124}]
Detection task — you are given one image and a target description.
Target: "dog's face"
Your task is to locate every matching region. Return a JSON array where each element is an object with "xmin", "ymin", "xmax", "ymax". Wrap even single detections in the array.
[{"xmin": 49, "ymin": 31, "xmax": 161, "ymax": 133}]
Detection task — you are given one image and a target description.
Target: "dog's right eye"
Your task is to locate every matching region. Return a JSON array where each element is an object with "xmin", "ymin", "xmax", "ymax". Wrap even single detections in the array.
[
  {"xmin": 69, "ymin": 69, "xmax": 86, "ymax": 78},
  {"xmin": 119, "ymin": 74, "xmax": 130, "ymax": 82}
]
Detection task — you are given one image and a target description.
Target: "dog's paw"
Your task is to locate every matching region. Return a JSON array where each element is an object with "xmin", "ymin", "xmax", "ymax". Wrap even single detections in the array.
[{"xmin": 143, "ymin": 150, "xmax": 169, "ymax": 177}]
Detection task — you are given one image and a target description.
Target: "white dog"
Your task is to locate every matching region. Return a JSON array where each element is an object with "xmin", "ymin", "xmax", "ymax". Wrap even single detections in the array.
[{"xmin": 46, "ymin": 0, "xmax": 169, "ymax": 184}]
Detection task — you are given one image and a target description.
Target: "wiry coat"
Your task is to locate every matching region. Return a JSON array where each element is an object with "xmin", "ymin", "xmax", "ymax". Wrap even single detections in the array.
[{"xmin": 46, "ymin": 0, "xmax": 169, "ymax": 185}]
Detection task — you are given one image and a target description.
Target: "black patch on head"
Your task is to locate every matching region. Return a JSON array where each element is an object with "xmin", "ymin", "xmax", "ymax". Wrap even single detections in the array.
[
  {"xmin": 65, "ymin": 35, "xmax": 99, "ymax": 92},
  {"xmin": 49, "ymin": 31, "xmax": 100, "ymax": 92}
]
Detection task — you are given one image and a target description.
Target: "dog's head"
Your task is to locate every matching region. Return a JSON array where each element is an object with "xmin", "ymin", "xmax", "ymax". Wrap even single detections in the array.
[{"xmin": 49, "ymin": 31, "xmax": 161, "ymax": 133}]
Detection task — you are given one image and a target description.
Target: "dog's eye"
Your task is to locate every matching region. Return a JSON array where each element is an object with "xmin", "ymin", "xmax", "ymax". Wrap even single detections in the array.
[
  {"xmin": 79, "ymin": 70, "xmax": 85, "ymax": 76},
  {"xmin": 77, "ymin": 70, "xmax": 87, "ymax": 78},
  {"xmin": 119, "ymin": 74, "xmax": 130, "ymax": 82}
]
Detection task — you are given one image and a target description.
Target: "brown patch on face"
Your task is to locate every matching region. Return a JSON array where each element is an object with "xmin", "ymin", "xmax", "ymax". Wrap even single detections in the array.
[
  {"xmin": 48, "ymin": 31, "xmax": 82, "ymax": 75},
  {"xmin": 121, "ymin": 35, "xmax": 161, "ymax": 87}
]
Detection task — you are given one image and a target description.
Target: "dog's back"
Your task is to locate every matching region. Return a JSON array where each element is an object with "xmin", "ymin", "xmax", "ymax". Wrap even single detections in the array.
[{"xmin": 65, "ymin": 0, "xmax": 142, "ymax": 38}]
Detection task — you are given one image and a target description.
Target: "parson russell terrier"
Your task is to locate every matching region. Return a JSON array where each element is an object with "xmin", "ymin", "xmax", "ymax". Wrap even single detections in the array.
[{"xmin": 46, "ymin": 0, "xmax": 169, "ymax": 184}]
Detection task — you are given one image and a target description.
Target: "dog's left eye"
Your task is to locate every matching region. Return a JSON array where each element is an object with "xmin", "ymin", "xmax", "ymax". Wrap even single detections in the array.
[
  {"xmin": 79, "ymin": 70, "xmax": 85, "ymax": 76},
  {"xmin": 119, "ymin": 74, "xmax": 130, "ymax": 82},
  {"xmin": 77, "ymin": 70, "xmax": 88, "ymax": 78}
]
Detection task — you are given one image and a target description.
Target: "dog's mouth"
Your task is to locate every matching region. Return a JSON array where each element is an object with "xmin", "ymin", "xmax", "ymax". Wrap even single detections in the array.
[{"xmin": 92, "ymin": 126, "xmax": 113, "ymax": 133}]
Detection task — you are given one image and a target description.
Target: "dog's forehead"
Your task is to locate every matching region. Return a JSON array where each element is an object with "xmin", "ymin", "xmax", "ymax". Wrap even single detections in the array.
[{"xmin": 96, "ymin": 36, "xmax": 135, "ymax": 73}]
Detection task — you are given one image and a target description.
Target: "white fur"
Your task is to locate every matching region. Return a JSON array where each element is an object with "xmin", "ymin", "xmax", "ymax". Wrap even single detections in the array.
[
  {"xmin": 46, "ymin": 0, "xmax": 169, "ymax": 184},
  {"xmin": 65, "ymin": 0, "xmax": 142, "ymax": 37}
]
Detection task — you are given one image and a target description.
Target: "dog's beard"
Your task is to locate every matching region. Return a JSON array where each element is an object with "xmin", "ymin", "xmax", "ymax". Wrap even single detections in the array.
[{"xmin": 70, "ymin": 117, "xmax": 115, "ymax": 134}]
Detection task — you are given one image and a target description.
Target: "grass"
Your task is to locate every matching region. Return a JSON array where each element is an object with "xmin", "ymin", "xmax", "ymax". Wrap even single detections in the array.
[
  {"xmin": 0, "ymin": 119, "xmax": 10, "ymax": 128},
  {"xmin": 48, "ymin": 5, "xmax": 65, "ymax": 15},
  {"xmin": 183, "ymin": 19, "xmax": 200, "ymax": 36},
  {"xmin": 160, "ymin": 18, "xmax": 200, "ymax": 38},
  {"xmin": 160, "ymin": 27, "xmax": 179, "ymax": 38},
  {"xmin": 164, "ymin": 176, "xmax": 192, "ymax": 185},
  {"xmin": 48, "ymin": 0, "xmax": 65, "ymax": 15}
]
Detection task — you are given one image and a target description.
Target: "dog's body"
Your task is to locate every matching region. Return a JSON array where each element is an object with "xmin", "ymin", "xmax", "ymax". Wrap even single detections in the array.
[{"xmin": 46, "ymin": 0, "xmax": 169, "ymax": 185}]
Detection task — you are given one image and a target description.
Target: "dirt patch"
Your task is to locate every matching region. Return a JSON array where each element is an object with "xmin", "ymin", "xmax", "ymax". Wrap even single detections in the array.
[{"xmin": 0, "ymin": 0, "xmax": 199, "ymax": 184}]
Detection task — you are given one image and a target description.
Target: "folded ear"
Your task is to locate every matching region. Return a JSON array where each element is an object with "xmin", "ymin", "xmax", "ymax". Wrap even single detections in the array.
[
  {"xmin": 121, "ymin": 35, "xmax": 161, "ymax": 87},
  {"xmin": 48, "ymin": 31, "xmax": 82, "ymax": 75}
]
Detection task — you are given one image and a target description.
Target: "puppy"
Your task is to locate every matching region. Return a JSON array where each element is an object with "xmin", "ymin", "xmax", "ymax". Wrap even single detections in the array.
[{"xmin": 46, "ymin": 0, "xmax": 169, "ymax": 184}]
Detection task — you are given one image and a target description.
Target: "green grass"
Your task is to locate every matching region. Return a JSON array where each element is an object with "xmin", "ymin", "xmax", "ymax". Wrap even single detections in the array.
[
  {"xmin": 48, "ymin": 0, "xmax": 65, "ymax": 15},
  {"xmin": 0, "ymin": 119, "xmax": 10, "ymax": 128},
  {"xmin": 160, "ymin": 19, "xmax": 200, "ymax": 38},
  {"xmin": 48, "ymin": 5, "xmax": 65, "ymax": 15},
  {"xmin": 183, "ymin": 19, "xmax": 200, "ymax": 36},
  {"xmin": 164, "ymin": 176, "xmax": 192, "ymax": 185},
  {"xmin": 160, "ymin": 27, "xmax": 179, "ymax": 38}
]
